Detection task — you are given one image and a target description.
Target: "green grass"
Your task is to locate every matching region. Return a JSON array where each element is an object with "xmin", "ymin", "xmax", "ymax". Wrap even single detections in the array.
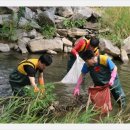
[{"xmin": 99, "ymin": 7, "xmax": 130, "ymax": 47}]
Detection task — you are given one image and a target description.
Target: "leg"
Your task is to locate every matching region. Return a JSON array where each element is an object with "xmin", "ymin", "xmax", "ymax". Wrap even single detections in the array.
[
  {"xmin": 110, "ymin": 77, "xmax": 126, "ymax": 109},
  {"xmin": 67, "ymin": 54, "xmax": 76, "ymax": 72}
]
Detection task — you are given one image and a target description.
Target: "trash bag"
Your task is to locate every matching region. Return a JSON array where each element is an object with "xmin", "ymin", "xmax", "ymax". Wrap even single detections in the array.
[
  {"xmin": 88, "ymin": 85, "xmax": 112, "ymax": 114},
  {"xmin": 61, "ymin": 55, "xmax": 85, "ymax": 84}
]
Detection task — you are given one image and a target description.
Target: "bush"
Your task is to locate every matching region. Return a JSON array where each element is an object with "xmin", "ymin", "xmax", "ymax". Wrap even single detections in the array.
[
  {"xmin": 63, "ymin": 19, "xmax": 86, "ymax": 29},
  {"xmin": 41, "ymin": 25, "xmax": 56, "ymax": 39}
]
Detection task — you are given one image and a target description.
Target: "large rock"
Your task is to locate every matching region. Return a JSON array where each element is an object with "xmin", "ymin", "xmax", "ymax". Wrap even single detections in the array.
[
  {"xmin": 18, "ymin": 17, "xmax": 29, "ymax": 27},
  {"xmin": 123, "ymin": 36, "xmax": 130, "ymax": 54},
  {"xmin": 62, "ymin": 37, "xmax": 73, "ymax": 47},
  {"xmin": 38, "ymin": 9, "xmax": 55, "ymax": 26},
  {"xmin": 28, "ymin": 38, "xmax": 63, "ymax": 52},
  {"xmin": 56, "ymin": 7, "xmax": 73, "ymax": 18},
  {"xmin": 120, "ymin": 49, "xmax": 129, "ymax": 63},
  {"xmin": 99, "ymin": 39, "xmax": 120, "ymax": 57},
  {"xmin": 18, "ymin": 40, "xmax": 28, "ymax": 54},
  {"xmin": 71, "ymin": 7, "xmax": 93, "ymax": 20},
  {"xmin": 30, "ymin": 20, "xmax": 41, "ymax": 29},
  {"xmin": 67, "ymin": 28, "xmax": 88, "ymax": 37},
  {"xmin": 0, "ymin": 14, "xmax": 11, "ymax": 25},
  {"xmin": 57, "ymin": 29, "xmax": 68, "ymax": 37},
  {"xmin": 0, "ymin": 43, "xmax": 10, "ymax": 52},
  {"xmin": 83, "ymin": 22, "xmax": 99, "ymax": 30},
  {"xmin": 24, "ymin": 7, "xmax": 36, "ymax": 20}
]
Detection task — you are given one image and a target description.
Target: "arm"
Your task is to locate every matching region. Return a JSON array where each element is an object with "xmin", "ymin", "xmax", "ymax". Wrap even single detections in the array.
[
  {"xmin": 71, "ymin": 39, "xmax": 85, "ymax": 57},
  {"xmin": 107, "ymin": 58, "xmax": 117, "ymax": 86},
  {"xmin": 73, "ymin": 73, "xmax": 86, "ymax": 96},
  {"xmin": 28, "ymin": 76, "xmax": 39, "ymax": 92},
  {"xmin": 38, "ymin": 72, "xmax": 44, "ymax": 85},
  {"xmin": 73, "ymin": 63, "xmax": 89, "ymax": 96}
]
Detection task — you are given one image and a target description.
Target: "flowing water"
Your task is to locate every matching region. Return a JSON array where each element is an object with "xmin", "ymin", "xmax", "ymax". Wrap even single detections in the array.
[{"xmin": 0, "ymin": 52, "xmax": 130, "ymax": 109}]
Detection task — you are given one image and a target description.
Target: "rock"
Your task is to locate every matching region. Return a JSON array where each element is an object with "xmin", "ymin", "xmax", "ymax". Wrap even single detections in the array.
[
  {"xmin": 18, "ymin": 40, "xmax": 28, "ymax": 54},
  {"xmin": 47, "ymin": 50, "xmax": 57, "ymax": 55},
  {"xmin": 0, "ymin": 7, "xmax": 15, "ymax": 14},
  {"xmin": 38, "ymin": 9, "xmax": 55, "ymax": 26},
  {"xmin": 18, "ymin": 17, "xmax": 29, "ymax": 27},
  {"xmin": 16, "ymin": 29, "xmax": 28, "ymax": 39},
  {"xmin": 123, "ymin": 36, "xmax": 130, "ymax": 54},
  {"xmin": 30, "ymin": 20, "xmax": 41, "ymax": 29},
  {"xmin": 62, "ymin": 37, "xmax": 73, "ymax": 47},
  {"xmin": 19, "ymin": 37, "xmax": 30, "ymax": 46},
  {"xmin": 24, "ymin": 7, "xmax": 36, "ymax": 20},
  {"xmin": 7, "ymin": 7, "xmax": 19, "ymax": 13},
  {"xmin": 55, "ymin": 15, "xmax": 65, "ymax": 29},
  {"xmin": 8, "ymin": 43, "xmax": 16, "ymax": 49},
  {"xmin": 0, "ymin": 43, "xmax": 10, "ymax": 52},
  {"xmin": 99, "ymin": 38, "xmax": 120, "ymax": 57},
  {"xmin": 0, "ymin": 14, "xmax": 11, "ymax": 25},
  {"xmin": 35, "ymin": 33, "xmax": 43, "ymax": 40},
  {"xmin": 28, "ymin": 38, "xmax": 63, "ymax": 53},
  {"xmin": 28, "ymin": 29, "xmax": 37, "ymax": 39},
  {"xmin": 83, "ymin": 22, "xmax": 99, "ymax": 30},
  {"xmin": 64, "ymin": 46, "xmax": 72, "ymax": 53},
  {"xmin": 57, "ymin": 29, "xmax": 68, "ymax": 37},
  {"xmin": 120, "ymin": 49, "xmax": 129, "ymax": 63},
  {"xmin": 56, "ymin": 7, "xmax": 73, "ymax": 18},
  {"xmin": 72, "ymin": 7, "xmax": 93, "ymax": 20},
  {"xmin": 67, "ymin": 28, "xmax": 88, "ymax": 37}
]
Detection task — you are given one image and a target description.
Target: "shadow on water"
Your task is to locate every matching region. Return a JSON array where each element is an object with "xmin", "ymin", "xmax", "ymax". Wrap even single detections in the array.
[{"xmin": 0, "ymin": 51, "xmax": 130, "ymax": 113}]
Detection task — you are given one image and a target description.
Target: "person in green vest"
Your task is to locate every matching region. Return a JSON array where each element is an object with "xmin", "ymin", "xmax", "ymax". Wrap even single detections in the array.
[
  {"xmin": 9, "ymin": 54, "xmax": 52, "ymax": 96},
  {"xmin": 73, "ymin": 50, "xmax": 126, "ymax": 109}
]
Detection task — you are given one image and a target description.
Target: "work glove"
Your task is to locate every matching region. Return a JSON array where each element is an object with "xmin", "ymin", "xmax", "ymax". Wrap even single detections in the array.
[
  {"xmin": 73, "ymin": 87, "xmax": 80, "ymax": 96},
  {"xmin": 40, "ymin": 86, "xmax": 45, "ymax": 94},
  {"xmin": 34, "ymin": 86, "xmax": 40, "ymax": 93}
]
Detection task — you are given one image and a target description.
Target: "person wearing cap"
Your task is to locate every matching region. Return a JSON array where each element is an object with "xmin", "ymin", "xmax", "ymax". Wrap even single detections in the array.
[
  {"xmin": 67, "ymin": 36, "xmax": 100, "ymax": 72},
  {"xmin": 73, "ymin": 50, "xmax": 126, "ymax": 109},
  {"xmin": 9, "ymin": 54, "xmax": 52, "ymax": 96}
]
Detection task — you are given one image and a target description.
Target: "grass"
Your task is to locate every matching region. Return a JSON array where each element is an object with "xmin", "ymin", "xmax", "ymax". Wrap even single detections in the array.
[{"xmin": 99, "ymin": 7, "xmax": 130, "ymax": 47}]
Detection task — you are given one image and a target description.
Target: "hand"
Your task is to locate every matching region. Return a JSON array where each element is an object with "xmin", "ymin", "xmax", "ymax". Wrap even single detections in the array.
[
  {"xmin": 108, "ymin": 77, "xmax": 115, "ymax": 86},
  {"xmin": 76, "ymin": 53, "xmax": 79, "ymax": 58},
  {"xmin": 40, "ymin": 87, "xmax": 45, "ymax": 94},
  {"xmin": 34, "ymin": 86, "xmax": 40, "ymax": 93},
  {"xmin": 73, "ymin": 87, "xmax": 80, "ymax": 96}
]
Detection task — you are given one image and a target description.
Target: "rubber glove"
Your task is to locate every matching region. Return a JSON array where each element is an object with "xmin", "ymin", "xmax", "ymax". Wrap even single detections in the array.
[
  {"xmin": 108, "ymin": 69, "xmax": 117, "ymax": 86},
  {"xmin": 73, "ymin": 75, "xmax": 83, "ymax": 96}
]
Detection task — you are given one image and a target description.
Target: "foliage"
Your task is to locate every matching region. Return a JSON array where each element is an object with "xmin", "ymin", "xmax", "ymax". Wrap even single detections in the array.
[
  {"xmin": 63, "ymin": 19, "xmax": 86, "ymax": 29},
  {"xmin": 99, "ymin": 7, "xmax": 130, "ymax": 47},
  {"xmin": 41, "ymin": 25, "xmax": 56, "ymax": 39}
]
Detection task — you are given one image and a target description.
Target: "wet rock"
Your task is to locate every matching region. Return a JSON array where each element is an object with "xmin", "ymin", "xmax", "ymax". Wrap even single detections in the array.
[
  {"xmin": 56, "ymin": 7, "xmax": 73, "ymax": 18},
  {"xmin": 67, "ymin": 28, "xmax": 88, "ymax": 37},
  {"xmin": 0, "ymin": 43, "xmax": 10, "ymax": 52},
  {"xmin": 28, "ymin": 38, "xmax": 63, "ymax": 53},
  {"xmin": 38, "ymin": 9, "xmax": 55, "ymax": 26},
  {"xmin": 62, "ymin": 37, "xmax": 73, "ymax": 47},
  {"xmin": 123, "ymin": 36, "xmax": 130, "ymax": 54},
  {"xmin": 0, "ymin": 14, "xmax": 11, "ymax": 25},
  {"xmin": 120, "ymin": 49, "xmax": 129, "ymax": 63},
  {"xmin": 99, "ymin": 38, "xmax": 120, "ymax": 57}
]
